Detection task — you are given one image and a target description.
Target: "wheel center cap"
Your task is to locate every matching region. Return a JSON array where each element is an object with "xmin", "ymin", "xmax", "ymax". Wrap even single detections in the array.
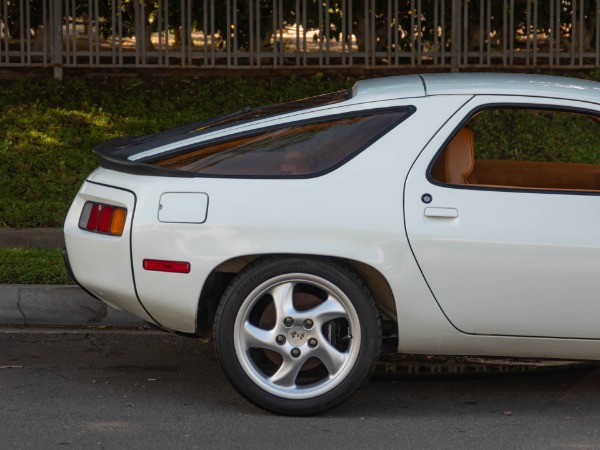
[{"xmin": 288, "ymin": 326, "xmax": 308, "ymax": 346}]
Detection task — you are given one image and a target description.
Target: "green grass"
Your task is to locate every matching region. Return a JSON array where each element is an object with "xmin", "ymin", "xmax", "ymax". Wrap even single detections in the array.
[
  {"xmin": 0, "ymin": 248, "xmax": 73, "ymax": 284},
  {"xmin": 472, "ymin": 108, "xmax": 600, "ymax": 164}
]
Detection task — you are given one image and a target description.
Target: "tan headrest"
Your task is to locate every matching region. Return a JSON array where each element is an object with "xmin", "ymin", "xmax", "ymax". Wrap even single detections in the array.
[{"xmin": 444, "ymin": 127, "xmax": 475, "ymax": 184}]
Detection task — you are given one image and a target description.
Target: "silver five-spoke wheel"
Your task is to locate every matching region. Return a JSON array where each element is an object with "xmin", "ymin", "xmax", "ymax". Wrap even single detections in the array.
[
  {"xmin": 214, "ymin": 257, "xmax": 381, "ymax": 415},
  {"xmin": 234, "ymin": 273, "xmax": 361, "ymax": 399}
]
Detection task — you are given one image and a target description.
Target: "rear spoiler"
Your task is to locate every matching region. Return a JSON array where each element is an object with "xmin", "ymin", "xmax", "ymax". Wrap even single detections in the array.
[
  {"xmin": 93, "ymin": 136, "xmax": 195, "ymax": 178},
  {"xmin": 91, "ymin": 109, "xmax": 254, "ymax": 177}
]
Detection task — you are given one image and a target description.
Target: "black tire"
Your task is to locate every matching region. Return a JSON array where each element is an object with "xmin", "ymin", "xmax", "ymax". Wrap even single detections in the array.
[{"xmin": 213, "ymin": 256, "xmax": 381, "ymax": 415}]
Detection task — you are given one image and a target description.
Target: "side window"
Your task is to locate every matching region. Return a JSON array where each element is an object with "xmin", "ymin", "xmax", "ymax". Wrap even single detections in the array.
[
  {"xmin": 430, "ymin": 108, "xmax": 600, "ymax": 191},
  {"xmin": 150, "ymin": 110, "xmax": 410, "ymax": 177}
]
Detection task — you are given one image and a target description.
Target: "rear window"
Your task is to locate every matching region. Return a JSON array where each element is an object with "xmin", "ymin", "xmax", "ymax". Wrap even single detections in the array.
[{"xmin": 149, "ymin": 109, "xmax": 411, "ymax": 177}]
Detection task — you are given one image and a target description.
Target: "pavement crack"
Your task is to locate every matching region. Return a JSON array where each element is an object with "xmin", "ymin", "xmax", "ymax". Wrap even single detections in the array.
[
  {"xmin": 16, "ymin": 286, "xmax": 26, "ymax": 324},
  {"xmin": 85, "ymin": 332, "xmax": 109, "ymax": 357}
]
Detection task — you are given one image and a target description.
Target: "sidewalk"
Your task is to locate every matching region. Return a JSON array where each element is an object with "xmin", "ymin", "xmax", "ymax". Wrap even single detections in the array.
[
  {"xmin": 0, "ymin": 284, "xmax": 147, "ymax": 327},
  {"xmin": 0, "ymin": 228, "xmax": 146, "ymax": 328}
]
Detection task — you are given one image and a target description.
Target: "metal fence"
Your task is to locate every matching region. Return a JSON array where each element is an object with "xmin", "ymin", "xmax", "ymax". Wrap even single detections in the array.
[{"xmin": 1, "ymin": 0, "xmax": 599, "ymax": 76}]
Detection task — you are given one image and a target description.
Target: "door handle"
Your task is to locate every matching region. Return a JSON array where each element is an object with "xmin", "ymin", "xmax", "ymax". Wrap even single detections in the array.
[{"xmin": 424, "ymin": 207, "xmax": 459, "ymax": 218}]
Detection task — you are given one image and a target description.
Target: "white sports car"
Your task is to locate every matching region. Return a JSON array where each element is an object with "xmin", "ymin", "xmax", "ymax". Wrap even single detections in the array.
[{"xmin": 64, "ymin": 73, "xmax": 600, "ymax": 415}]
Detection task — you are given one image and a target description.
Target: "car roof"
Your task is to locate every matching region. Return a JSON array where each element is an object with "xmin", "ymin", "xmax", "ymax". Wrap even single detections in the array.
[
  {"xmin": 351, "ymin": 75, "xmax": 426, "ymax": 102},
  {"xmin": 351, "ymin": 73, "xmax": 600, "ymax": 104}
]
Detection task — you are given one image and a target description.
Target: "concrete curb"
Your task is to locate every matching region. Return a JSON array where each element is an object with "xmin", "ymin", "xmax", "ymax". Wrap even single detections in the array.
[{"xmin": 0, "ymin": 284, "xmax": 147, "ymax": 327}]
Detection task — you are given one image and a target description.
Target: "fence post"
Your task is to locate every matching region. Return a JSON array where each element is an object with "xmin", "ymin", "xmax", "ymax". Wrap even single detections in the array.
[
  {"xmin": 52, "ymin": 0, "xmax": 63, "ymax": 80},
  {"xmin": 450, "ymin": 0, "xmax": 460, "ymax": 72}
]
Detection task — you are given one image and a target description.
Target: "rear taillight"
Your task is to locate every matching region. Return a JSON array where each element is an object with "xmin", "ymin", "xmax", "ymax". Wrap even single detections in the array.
[{"xmin": 79, "ymin": 202, "xmax": 127, "ymax": 236}]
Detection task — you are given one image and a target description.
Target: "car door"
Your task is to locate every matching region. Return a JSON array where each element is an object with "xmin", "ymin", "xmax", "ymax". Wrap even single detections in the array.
[{"xmin": 404, "ymin": 95, "xmax": 600, "ymax": 340}]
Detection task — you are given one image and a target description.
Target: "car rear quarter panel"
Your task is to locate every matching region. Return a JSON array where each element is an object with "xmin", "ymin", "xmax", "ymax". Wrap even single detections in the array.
[
  {"xmin": 64, "ymin": 182, "xmax": 156, "ymax": 324},
  {"xmin": 116, "ymin": 96, "xmax": 471, "ymax": 333}
]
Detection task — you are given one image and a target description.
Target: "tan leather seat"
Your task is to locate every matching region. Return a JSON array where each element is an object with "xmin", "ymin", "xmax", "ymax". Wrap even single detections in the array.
[{"xmin": 444, "ymin": 127, "xmax": 476, "ymax": 185}]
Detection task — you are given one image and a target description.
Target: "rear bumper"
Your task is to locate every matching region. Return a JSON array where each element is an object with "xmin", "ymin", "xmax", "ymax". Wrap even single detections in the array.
[{"xmin": 63, "ymin": 248, "xmax": 100, "ymax": 301}]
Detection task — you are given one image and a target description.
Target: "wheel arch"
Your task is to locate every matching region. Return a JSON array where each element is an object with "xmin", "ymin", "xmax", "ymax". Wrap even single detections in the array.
[{"xmin": 195, "ymin": 253, "xmax": 398, "ymax": 338}]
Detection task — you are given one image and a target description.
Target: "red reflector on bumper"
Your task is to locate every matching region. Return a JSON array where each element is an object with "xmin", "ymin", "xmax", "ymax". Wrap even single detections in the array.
[{"xmin": 143, "ymin": 259, "xmax": 191, "ymax": 274}]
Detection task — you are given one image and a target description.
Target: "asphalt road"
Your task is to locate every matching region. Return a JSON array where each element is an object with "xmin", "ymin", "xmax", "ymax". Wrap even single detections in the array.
[{"xmin": 1, "ymin": 329, "xmax": 599, "ymax": 449}]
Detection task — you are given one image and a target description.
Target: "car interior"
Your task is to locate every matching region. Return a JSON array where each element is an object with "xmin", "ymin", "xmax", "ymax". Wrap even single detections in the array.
[{"xmin": 431, "ymin": 112, "xmax": 600, "ymax": 192}]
